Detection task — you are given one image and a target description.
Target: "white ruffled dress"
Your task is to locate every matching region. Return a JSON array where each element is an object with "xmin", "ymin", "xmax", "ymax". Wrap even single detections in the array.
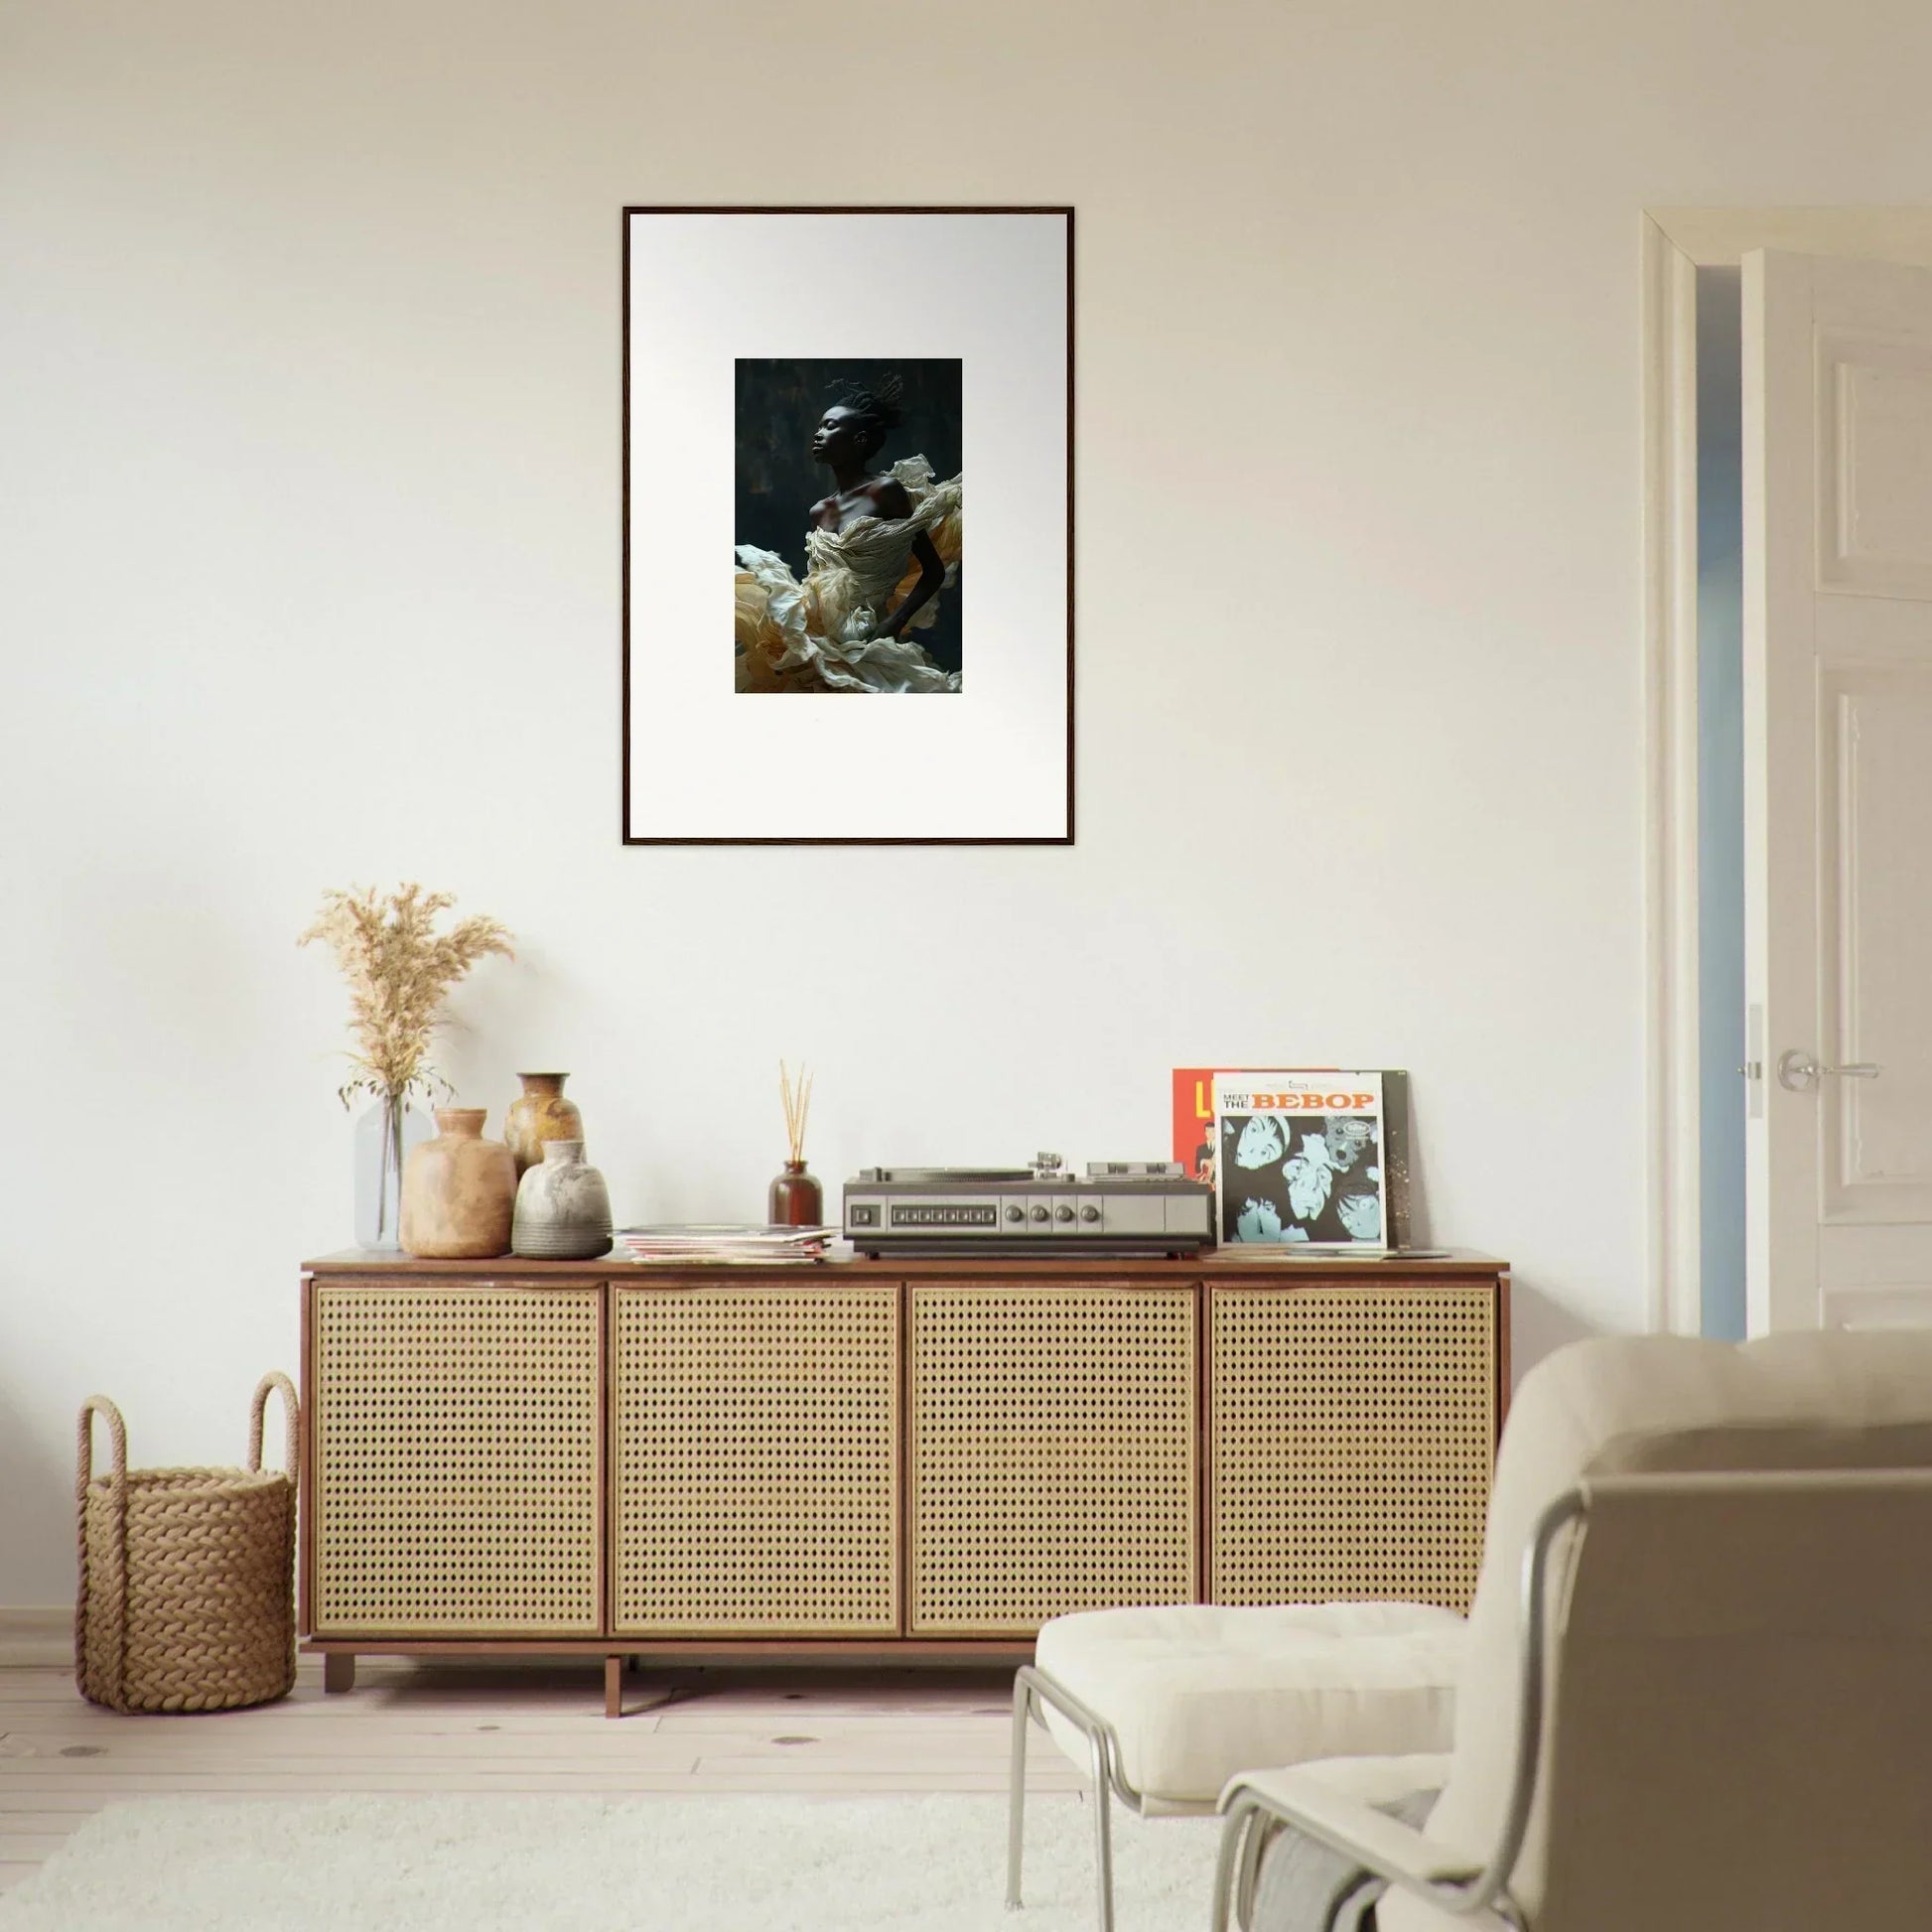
[{"xmin": 734, "ymin": 457, "xmax": 963, "ymax": 694}]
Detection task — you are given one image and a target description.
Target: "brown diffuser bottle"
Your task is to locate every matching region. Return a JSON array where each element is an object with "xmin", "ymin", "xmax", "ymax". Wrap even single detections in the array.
[{"xmin": 769, "ymin": 1060, "xmax": 823, "ymax": 1226}]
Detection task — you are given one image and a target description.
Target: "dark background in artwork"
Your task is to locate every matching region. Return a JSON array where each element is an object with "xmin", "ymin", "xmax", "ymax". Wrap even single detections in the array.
[{"xmin": 735, "ymin": 357, "xmax": 962, "ymax": 677}]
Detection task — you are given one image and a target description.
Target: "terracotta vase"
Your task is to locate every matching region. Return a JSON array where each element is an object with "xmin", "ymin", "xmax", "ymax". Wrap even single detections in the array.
[
  {"xmin": 504, "ymin": 1072, "xmax": 585, "ymax": 1177},
  {"xmin": 512, "ymin": 1141, "xmax": 615, "ymax": 1260},
  {"xmin": 400, "ymin": 1109, "xmax": 515, "ymax": 1259}
]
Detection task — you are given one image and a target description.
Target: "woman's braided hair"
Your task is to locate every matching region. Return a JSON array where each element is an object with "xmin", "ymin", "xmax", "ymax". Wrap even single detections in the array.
[{"xmin": 828, "ymin": 372, "xmax": 903, "ymax": 460}]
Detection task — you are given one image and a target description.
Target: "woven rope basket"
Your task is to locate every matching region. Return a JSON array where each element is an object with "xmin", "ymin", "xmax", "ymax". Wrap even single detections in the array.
[{"xmin": 75, "ymin": 1372, "xmax": 299, "ymax": 1715}]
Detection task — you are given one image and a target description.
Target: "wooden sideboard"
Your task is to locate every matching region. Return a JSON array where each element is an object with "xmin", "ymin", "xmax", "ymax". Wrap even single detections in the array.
[{"xmin": 299, "ymin": 1251, "xmax": 1509, "ymax": 1714}]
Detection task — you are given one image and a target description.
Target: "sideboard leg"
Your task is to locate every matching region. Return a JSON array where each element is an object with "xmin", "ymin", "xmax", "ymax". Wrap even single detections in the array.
[
  {"xmin": 605, "ymin": 1654, "xmax": 622, "ymax": 1719},
  {"xmin": 323, "ymin": 1652, "xmax": 356, "ymax": 1696}
]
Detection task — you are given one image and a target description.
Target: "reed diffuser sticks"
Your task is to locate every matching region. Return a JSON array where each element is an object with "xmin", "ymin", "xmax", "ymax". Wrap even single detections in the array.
[
  {"xmin": 779, "ymin": 1060, "xmax": 813, "ymax": 1165},
  {"xmin": 770, "ymin": 1061, "xmax": 823, "ymax": 1226}
]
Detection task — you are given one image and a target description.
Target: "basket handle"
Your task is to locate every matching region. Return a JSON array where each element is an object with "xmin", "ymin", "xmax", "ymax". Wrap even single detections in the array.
[
  {"xmin": 248, "ymin": 1371, "xmax": 300, "ymax": 1482},
  {"xmin": 76, "ymin": 1394, "xmax": 128, "ymax": 1501},
  {"xmin": 75, "ymin": 1394, "xmax": 130, "ymax": 1708}
]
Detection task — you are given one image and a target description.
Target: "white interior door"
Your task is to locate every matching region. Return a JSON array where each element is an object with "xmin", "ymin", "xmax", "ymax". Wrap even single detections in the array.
[{"xmin": 1745, "ymin": 247, "xmax": 1932, "ymax": 1331}]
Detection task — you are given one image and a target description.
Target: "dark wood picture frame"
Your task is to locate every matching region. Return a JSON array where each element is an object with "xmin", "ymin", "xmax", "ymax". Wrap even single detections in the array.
[{"xmin": 621, "ymin": 205, "xmax": 1075, "ymax": 846}]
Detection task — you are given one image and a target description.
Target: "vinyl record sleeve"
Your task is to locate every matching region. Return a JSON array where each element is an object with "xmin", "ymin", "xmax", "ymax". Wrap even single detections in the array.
[{"xmin": 1173, "ymin": 1068, "xmax": 1412, "ymax": 1249}]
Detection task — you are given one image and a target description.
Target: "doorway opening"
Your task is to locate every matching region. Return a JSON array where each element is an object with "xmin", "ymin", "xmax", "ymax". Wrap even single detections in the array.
[
  {"xmin": 1648, "ymin": 209, "xmax": 1932, "ymax": 1336},
  {"xmin": 1695, "ymin": 267, "xmax": 1745, "ymax": 1341}
]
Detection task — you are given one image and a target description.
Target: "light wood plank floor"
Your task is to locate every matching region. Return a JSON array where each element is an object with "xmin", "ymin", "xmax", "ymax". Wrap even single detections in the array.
[{"xmin": 0, "ymin": 1660, "xmax": 1082, "ymax": 1891}]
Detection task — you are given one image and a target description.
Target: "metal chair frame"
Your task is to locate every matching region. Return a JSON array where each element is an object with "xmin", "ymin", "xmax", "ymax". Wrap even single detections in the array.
[
  {"xmin": 1207, "ymin": 1488, "xmax": 1587, "ymax": 1931},
  {"xmin": 1007, "ymin": 1661, "xmax": 1220, "ymax": 1932}
]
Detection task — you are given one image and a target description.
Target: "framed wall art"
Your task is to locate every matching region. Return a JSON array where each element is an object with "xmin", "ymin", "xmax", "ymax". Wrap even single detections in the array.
[{"xmin": 621, "ymin": 207, "xmax": 1074, "ymax": 845}]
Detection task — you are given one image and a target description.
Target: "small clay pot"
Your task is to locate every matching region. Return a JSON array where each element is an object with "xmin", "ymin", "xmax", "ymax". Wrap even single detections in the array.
[
  {"xmin": 400, "ymin": 1109, "xmax": 515, "ymax": 1259},
  {"xmin": 512, "ymin": 1141, "xmax": 614, "ymax": 1260},
  {"xmin": 504, "ymin": 1072, "xmax": 585, "ymax": 1177}
]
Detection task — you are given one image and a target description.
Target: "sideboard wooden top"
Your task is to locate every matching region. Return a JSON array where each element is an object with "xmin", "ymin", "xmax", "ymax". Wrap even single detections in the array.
[{"xmin": 305, "ymin": 1247, "xmax": 1507, "ymax": 1282}]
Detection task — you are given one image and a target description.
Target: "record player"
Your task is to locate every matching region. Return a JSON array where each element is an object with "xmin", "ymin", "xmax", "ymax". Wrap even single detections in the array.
[{"xmin": 843, "ymin": 1154, "xmax": 1213, "ymax": 1257}]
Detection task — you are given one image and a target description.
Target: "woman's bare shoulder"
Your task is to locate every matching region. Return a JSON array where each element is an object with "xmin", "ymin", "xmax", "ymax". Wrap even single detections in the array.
[{"xmin": 869, "ymin": 476, "xmax": 912, "ymax": 518}]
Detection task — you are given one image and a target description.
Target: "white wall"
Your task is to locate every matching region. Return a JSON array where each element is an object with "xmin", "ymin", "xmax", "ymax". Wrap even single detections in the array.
[{"xmin": 5, "ymin": 0, "xmax": 1930, "ymax": 1604}]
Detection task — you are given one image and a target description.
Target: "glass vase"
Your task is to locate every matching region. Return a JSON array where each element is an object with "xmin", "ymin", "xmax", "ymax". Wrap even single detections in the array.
[{"xmin": 353, "ymin": 1093, "xmax": 432, "ymax": 1251}]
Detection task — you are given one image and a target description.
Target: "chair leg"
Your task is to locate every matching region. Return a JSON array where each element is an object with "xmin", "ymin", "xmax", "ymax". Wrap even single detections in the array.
[
  {"xmin": 1006, "ymin": 1673, "xmax": 1031, "ymax": 1909},
  {"xmin": 1006, "ymin": 1665, "xmax": 1127, "ymax": 1932},
  {"xmin": 1087, "ymin": 1727, "xmax": 1115, "ymax": 1932}
]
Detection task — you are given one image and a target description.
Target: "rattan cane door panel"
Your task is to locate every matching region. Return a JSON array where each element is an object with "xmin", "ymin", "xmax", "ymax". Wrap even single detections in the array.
[
  {"xmin": 312, "ymin": 1283, "xmax": 601, "ymax": 1635},
  {"xmin": 909, "ymin": 1284, "xmax": 1196, "ymax": 1635},
  {"xmin": 611, "ymin": 1284, "xmax": 899, "ymax": 1635},
  {"xmin": 1208, "ymin": 1284, "xmax": 1495, "ymax": 1612}
]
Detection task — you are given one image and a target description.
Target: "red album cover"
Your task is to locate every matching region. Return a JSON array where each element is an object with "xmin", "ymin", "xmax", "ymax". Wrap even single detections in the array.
[{"xmin": 1172, "ymin": 1069, "xmax": 1219, "ymax": 1183}]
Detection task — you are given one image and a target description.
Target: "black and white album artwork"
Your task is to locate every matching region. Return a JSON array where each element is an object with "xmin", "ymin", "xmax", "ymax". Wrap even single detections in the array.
[{"xmin": 1219, "ymin": 1109, "xmax": 1385, "ymax": 1246}]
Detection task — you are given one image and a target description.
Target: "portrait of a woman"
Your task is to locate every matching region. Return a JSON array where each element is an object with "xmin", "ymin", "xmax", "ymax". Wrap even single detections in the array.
[{"xmin": 733, "ymin": 363, "xmax": 963, "ymax": 694}]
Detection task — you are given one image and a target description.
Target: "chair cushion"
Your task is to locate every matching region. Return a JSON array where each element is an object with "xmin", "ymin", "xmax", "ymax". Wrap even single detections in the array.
[{"xmin": 1033, "ymin": 1601, "xmax": 1467, "ymax": 1811}]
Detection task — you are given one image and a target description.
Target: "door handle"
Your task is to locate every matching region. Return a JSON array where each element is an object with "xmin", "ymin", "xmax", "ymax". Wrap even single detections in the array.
[{"xmin": 1776, "ymin": 1049, "xmax": 1881, "ymax": 1092}]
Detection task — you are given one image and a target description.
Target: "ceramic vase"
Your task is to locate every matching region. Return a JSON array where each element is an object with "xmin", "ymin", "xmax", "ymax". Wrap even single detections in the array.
[
  {"xmin": 504, "ymin": 1072, "xmax": 585, "ymax": 1177},
  {"xmin": 400, "ymin": 1109, "xmax": 516, "ymax": 1259},
  {"xmin": 352, "ymin": 1094, "xmax": 434, "ymax": 1251},
  {"xmin": 512, "ymin": 1141, "xmax": 614, "ymax": 1259},
  {"xmin": 767, "ymin": 1160, "xmax": 824, "ymax": 1227}
]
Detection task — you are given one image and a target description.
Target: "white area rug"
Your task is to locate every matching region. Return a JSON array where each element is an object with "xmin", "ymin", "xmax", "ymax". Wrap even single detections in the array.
[{"xmin": 0, "ymin": 1794, "xmax": 1220, "ymax": 1930}]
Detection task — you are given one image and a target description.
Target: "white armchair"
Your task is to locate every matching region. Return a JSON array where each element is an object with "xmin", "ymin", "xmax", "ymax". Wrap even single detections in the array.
[{"xmin": 1214, "ymin": 1329, "xmax": 1932, "ymax": 1932}]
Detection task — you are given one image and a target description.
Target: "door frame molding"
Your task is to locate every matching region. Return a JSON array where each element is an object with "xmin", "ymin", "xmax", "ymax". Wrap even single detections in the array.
[
  {"xmin": 1641, "ymin": 208, "xmax": 1932, "ymax": 1337},
  {"xmin": 1641, "ymin": 213, "xmax": 1702, "ymax": 1338}
]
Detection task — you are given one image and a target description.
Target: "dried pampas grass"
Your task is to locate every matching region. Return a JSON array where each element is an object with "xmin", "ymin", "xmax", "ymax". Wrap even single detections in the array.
[{"xmin": 299, "ymin": 884, "xmax": 514, "ymax": 1108}]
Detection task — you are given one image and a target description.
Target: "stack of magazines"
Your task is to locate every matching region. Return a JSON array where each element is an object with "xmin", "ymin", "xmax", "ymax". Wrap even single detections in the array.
[{"xmin": 614, "ymin": 1224, "xmax": 838, "ymax": 1265}]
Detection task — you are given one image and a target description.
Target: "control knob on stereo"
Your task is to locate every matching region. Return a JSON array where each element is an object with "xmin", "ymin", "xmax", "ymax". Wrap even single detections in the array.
[
  {"xmin": 1030, "ymin": 1205, "xmax": 1050, "ymax": 1223},
  {"xmin": 1005, "ymin": 1204, "xmax": 1025, "ymax": 1222},
  {"xmin": 1080, "ymin": 1205, "xmax": 1101, "ymax": 1223},
  {"xmin": 1054, "ymin": 1205, "xmax": 1075, "ymax": 1223}
]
